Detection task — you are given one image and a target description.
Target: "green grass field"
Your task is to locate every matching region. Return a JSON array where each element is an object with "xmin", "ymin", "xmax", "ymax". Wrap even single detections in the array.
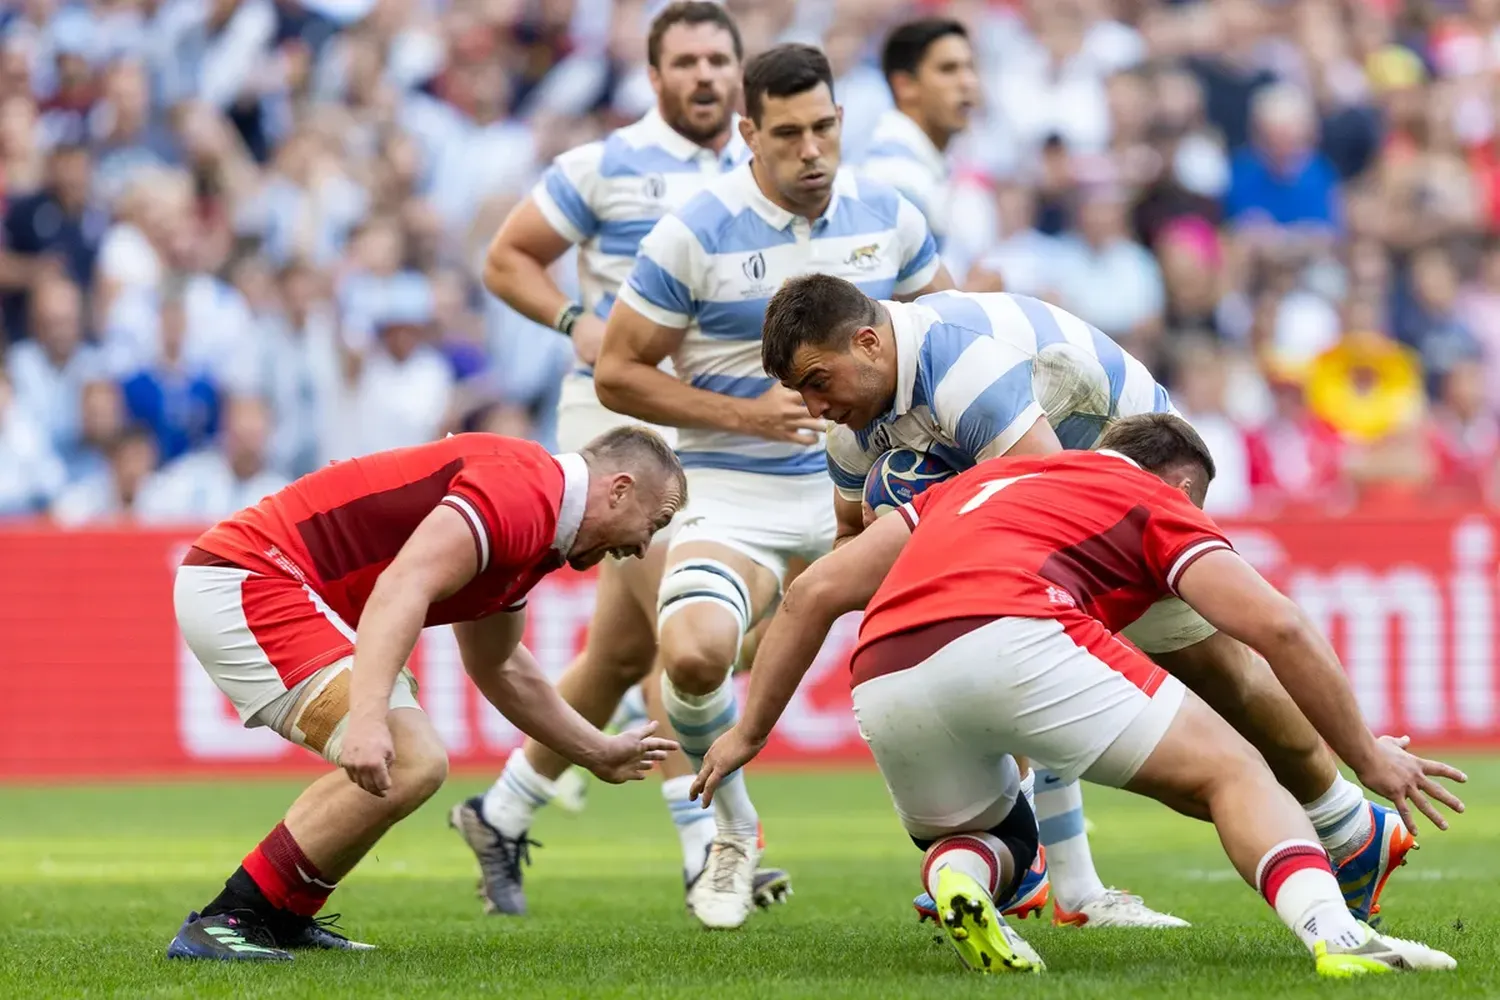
[{"xmin": 1, "ymin": 764, "xmax": 1495, "ymax": 999}]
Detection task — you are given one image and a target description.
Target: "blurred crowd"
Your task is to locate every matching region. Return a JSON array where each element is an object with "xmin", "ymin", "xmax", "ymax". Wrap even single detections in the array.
[{"xmin": 2, "ymin": 0, "xmax": 1500, "ymax": 526}]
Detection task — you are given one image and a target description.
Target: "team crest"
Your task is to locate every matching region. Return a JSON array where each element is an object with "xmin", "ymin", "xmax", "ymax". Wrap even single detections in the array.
[{"xmin": 847, "ymin": 243, "xmax": 881, "ymax": 270}]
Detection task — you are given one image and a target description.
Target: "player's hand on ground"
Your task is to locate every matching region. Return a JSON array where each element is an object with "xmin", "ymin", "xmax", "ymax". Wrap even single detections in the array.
[
  {"xmin": 689, "ymin": 726, "xmax": 767, "ymax": 808},
  {"xmin": 570, "ymin": 314, "xmax": 608, "ymax": 367},
  {"xmin": 739, "ymin": 385, "xmax": 826, "ymax": 443},
  {"xmin": 341, "ymin": 715, "xmax": 396, "ymax": 797},
  {"xmin": 1355, "ymin": 734, "xmax": 1467, "ymax": 834},
  {"xmin": 587, "ymin": 721, "xmax": 678, "ymax": 784}
]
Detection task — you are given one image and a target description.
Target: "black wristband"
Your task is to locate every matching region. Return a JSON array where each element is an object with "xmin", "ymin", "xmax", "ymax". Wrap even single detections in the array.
[{"xmin": 555, "ymin": 303, "xmax": 585, "ymax": 337}]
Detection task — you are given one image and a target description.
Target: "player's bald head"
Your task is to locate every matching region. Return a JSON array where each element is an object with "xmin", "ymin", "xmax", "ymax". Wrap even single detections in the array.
[
  {"xmin": 581, "ymin": 426, "xmax": 687, "ymax": 514},
  {"xmin": 1096, "ymin": 413, "xmax": 1216, "ymax": 508}
]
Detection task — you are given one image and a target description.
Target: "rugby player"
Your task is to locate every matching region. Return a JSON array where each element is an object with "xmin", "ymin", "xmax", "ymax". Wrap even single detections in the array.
[
  {"xmin": 595, "ymin": 42, "xmax": 953, "ymax": 928},
  {"xmin": 693, "ymin": 414, "xmax": 1464, "ymax": 977},
  {"xmin": 166, "ymin": 428, "xmax": 683, "ymax": 961},
  {"xmin": 757, "ymin": 275, "xmax": 1424, "ymax": 929},
  {"xmin": 859, "ymin": 17, "xmax": 979, "ymax": 256},
  {"xmin": 457, "ymin": 1, "xmax": 791, "ymax": 917}
]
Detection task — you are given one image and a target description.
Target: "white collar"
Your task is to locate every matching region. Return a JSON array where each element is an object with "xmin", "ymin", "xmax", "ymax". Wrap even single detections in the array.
[
  {"xmin": 637, "ymin": 108, "xmax": 747, "ymax": 166},
  {"xmin": 1096, "ymin": 449, "xmax": 1141, "ymax": 469},
  {"xmin": 552, "ymin": 452, "xmax": 589, "ymax": 554},
  {"xmin": 884, "ymin": 299, "xmax": 923, "ymax": 417},
  {"xmin": 873, "ymin": 109, "xmax": 947, "ymax": 174},
  {"xmin": 731, "ymin": 160, "xmax": 845, "ymax": 231}
]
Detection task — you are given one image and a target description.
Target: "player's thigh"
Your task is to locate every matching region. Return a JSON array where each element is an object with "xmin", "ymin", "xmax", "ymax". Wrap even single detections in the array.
[
  {"xmin": 657, "ymin": 539, "xmax": 780, "ymax": 672},
  {"xmin": 175, "ymin": 564, "xmax": 356, "ymax": 726},
  {"xmin": 1122, "ymin": 686, "xmax": 1271, "ymax": 819},
  {"xmin": 1120, "ymin": 596, "xmax": 1217, "ymax": 655},
  {"xmin": 853, "ymin": 669, "xmax": 1022, "ymax": 841},
  {"xmin": 253, "ymin": 655, "xmax": 424, "ymax": 766},
  {"xmin": 670, "ymin": 468, "xmax": 827, "ymax": 590},
  {"xmin": 556, "ymin": 375, "xmax": 677, "ymax": 453},
  {"xmin": 581, "ymin": 544, "xmax": 669, "ymax": 677}
]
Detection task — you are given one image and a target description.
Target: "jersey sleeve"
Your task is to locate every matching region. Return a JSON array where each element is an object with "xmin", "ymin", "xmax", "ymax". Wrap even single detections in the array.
[
  {"xmin": 860, "ymin": 156, "xmax": 938, "ymax": 226},
  {"xmin": 441, "ymin": 460, "xmax": 554, "ymax": 576},
  {"xmin": 826, "ymin": 426, "xmax": 875, "ymax": 503},
  {"xmin": 1143, "ymin": 488, "xmax": 1234, "ymax": 595},
  {"xmin": 530, "ymin": 141, "xmax": 606, "ymax": 244},
  {"xmin": 892, "ymin": 193, "xmax": 941, "ymax": 295},
  {"xmin": 921, "ymin": 324, "xmax": 1047, "ymax": 463},
  {"xmin": 616, "ymin": 212, "xmax": 704, "ymax": 328}
]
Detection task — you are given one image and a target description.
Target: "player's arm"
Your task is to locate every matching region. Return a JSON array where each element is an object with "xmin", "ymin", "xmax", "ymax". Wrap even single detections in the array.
[
  {"xmin": 342, "ymin": 505, "xmax": 479, "ymax": 795},
  {"xmin": 827, "ymin": 430, "xmax": 875, "ymax": 547},
  {"xmin": 453, "ymin": 612, "xmax": 677, "ymax": 784},
  {"xmin": 483, "ymin": 151, "xmax": 608, "ymax": 362},
  {"xmin": 889, "ymin": 192, "xmax": 955, "ymax": 301},
  {"xmin": 1176, "ymin": 549, "xmax": 1466, "ymax": 831},
  {"xmin": 691, "ymin": 512, "xmax": 914, "ymax": 805}
]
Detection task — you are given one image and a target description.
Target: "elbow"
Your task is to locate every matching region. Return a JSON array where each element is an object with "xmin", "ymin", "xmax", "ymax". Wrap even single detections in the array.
[
  {"xmin": 1258, "ymin": 602, "xmax": 1313, "ymax": 655},
  {"xmin": 782, "ymin": 567, "xmax": 847, "ymax": 621},
  {"xmin": 593, "ymin": 353, "xmax": 628, "ymax": 409},
  {"xmin": 481, "ymin": 243, "xmax": 521, "ymax": 301}
]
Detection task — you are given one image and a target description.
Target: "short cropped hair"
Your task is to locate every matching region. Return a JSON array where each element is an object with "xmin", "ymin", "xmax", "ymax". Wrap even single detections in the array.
[
  {"xmin": 881, "ymin": 18, "xmax": 968, "ymax": 85},
  {"xmin": 1096, "ymin": 413, "xmax": 1217, "ymax": 486},
  {"xmin": 647, "ymin": 2, "xmax": 743, "ymax": 69},
  {"xmin": 743, "ymin": 43, "xmax": 834, "ymax": 124},
  {"xmin": 761, "ymin": 274, "xmax": 880, "ymax": 382},
  {"xmin": 581, "ymin": 425, "xmax": 687, "ymax": 499}
]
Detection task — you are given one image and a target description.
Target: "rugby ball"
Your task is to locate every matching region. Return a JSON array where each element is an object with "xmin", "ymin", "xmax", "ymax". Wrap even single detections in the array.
[{"xmin": 863, "ymin": 448, "xmax": 958, "ymax": 521}]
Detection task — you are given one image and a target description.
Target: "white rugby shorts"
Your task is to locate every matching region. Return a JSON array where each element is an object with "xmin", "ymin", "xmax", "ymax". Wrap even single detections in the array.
[
  {"xmin": 667, "ymin": 467, "xmax": 836, "ymax": 584},
  {"xmin": 556, "ymin": 371, "xmax": 677, "ymax": 454}
]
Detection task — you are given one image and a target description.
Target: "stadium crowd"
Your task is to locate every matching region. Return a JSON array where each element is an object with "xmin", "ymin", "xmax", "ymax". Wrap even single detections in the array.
[{"xmin": 1, "ymin": 0, "xmax": 1498, "ymax": 524}]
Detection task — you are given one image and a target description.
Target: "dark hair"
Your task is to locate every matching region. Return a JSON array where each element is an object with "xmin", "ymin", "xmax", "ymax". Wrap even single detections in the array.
[
  {"xmin": 761, "ymin": 274, "xmax": 880, "ymax": 382},
  {"xmin": 647, "ymin": 1, "xmax": 743, "ymax": 69},
  {"xmin": 881, "ymin": 17, "xmax": 968, "ymax": 85},
  {"xmin": 1096, "ymin": 413, "xmax": 1217, "ymax": 486},
  {"xmin": 742, "ymin": 43, "xmax": 834, "ymax": 124},
  {"xmin": 581, "ymin": 425, "xmax": 687, "ymax": 500}
]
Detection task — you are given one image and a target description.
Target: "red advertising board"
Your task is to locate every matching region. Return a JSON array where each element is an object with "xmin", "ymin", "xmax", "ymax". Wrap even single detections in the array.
[{"xmin": 1, "ymin": 512, "xmax": 1498, "ymax": 779}]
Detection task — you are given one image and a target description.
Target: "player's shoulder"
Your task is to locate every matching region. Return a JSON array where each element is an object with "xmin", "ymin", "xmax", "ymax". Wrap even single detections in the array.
[
  {"xmin": 550, "ymin": 135, "xmax": 608, "ymax": 174},
  {"xmin": 654, "ymin": 171, "xmax": 760, "ymax": 254},
  {"xmin": 835, "ymin": 168, "xmax": 908, "ymax": 225}
]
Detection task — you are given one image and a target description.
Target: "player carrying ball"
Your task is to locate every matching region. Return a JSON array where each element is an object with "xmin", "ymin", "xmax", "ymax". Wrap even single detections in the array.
[
  {"xmin": 693, "ymin": 414, "xmax": 1465, "ymax": 978},
  {"xmin": 165, "ymin": 427, "xmax": 683, "ymax": 961}
]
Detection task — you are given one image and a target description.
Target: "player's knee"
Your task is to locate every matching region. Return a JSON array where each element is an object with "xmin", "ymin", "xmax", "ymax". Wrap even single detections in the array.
[
  {"xmin": 659, "ymin": 630, "xmax": 733, "ymax": 695},
  {"xmin": 388, "ymin": 745, "xmax": 449, "ymax": 813},
  {"xmin": 656, "ymin": 558, "xmax": 752, "ymax": 694}
]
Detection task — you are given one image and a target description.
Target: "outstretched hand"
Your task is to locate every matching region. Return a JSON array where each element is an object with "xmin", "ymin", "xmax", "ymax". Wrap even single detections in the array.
[
  {"xmin": 588, "ymin": 721, "xmax": 679, "ymax": 784},
  {"xmin": 1355, "ymin": 734, "xmax": 1467, "ymax": 834}
]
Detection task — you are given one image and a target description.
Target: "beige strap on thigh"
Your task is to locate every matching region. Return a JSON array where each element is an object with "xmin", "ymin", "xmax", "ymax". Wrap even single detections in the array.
[{"xmin": 259, "ymin": 658, "xmax": 421, "ymax": 765}]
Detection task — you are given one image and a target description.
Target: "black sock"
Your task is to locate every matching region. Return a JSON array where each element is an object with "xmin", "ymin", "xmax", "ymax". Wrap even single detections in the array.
[{"xmin": 201, "ymin": 867, "xmax": 276, "ymax": 920}]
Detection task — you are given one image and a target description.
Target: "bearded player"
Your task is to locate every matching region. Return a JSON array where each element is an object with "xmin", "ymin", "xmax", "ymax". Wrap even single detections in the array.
[
  {"xmin": 758, "ymin": 275, "xmax": 1422, "ymax": 930},
  {"xmin": 463, "ymin": 2, "xmax": 791, "ymax": 917},
  {"xmin": 693, "ymin": 414, "xmax": 1462, "ymax": 978},
  {"xmin": 166, "ymin": 428, "xmax": 682, "ymax": 961}
]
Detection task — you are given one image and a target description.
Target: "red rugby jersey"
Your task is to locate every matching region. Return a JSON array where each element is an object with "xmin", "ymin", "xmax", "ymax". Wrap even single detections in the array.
[
  {"xmin": 856, "ymin": 449, "xmax": 1232, "ymax": 656},
  {"xmin": 194, "ymin": 434, "xmax": 586, "ymax": 628}
]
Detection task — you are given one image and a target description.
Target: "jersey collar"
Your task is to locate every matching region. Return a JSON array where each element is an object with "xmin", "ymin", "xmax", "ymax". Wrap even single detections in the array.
[
  {"xmin": 873, "ymin": 109, "xmax": 947, "ymax": 176},
  {"xmin": 885, "ymin": 299, "xmax": 922, "ymax": 417},
  {"xmin": 1096, "ymin": 449, "xmax": 1142, "ymax": 469},
  {"xmin": 553, "ymin": 452, "xmax": 589, "ymax": 554},
  {"xmin": 638, "ymin": 108, "xmax": 747, "ymax": 168},
  {"xmin": 734, "ymin": 161, "xmax": 846, "ymax": 232}
]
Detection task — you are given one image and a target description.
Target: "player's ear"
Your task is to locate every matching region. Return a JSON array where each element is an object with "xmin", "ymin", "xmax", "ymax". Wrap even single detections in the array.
[
  {"xmin": 609, "ymin": 472, "xmax": 636, "ymax": 507},
  {"xmin": 852, "ymin": 325, "xmax": 879, "ymax": 356},
  {"xmin": 738, "ymin": 115, "xmax": 755, "ymax": 148}
]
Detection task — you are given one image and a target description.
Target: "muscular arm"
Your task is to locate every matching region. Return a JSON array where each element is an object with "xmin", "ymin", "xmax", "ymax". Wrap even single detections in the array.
[
  {"xmin": 349, "ymin": 506, "xmax": 478, "ymax": 723},
  {"xmin": 1175, "ymin": 549, "xmax": 1382, "ymax": 774},
  {"xmin": 738, "ymin": 513, "xmax": 913, "ymax": 742},
  {"xmin": 893, "ymin": 263, "xmax": 956, "ymax": 300},
  {"xmin": 594, "ymin": 301, "xmax": 750, "ymax": 432},
  {"xmin": 453, "ymin": 612, "xmax": 615, "ymax": 771}
]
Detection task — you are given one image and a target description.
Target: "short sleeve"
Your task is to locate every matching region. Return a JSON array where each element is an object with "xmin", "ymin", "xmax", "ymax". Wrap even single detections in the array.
[
  {"xmin": 860, "ymin": 155, "xmax": 937, "ymax": 224},
  {"xmin": 1143, "ymin": 489, "xmax": 1234, "ymax": 595},
  {"xmin": 826, "ymin": 426, "xmax": 875, "ymax": 503},
  {"xmin": 923, "ymin": 326, "xmax": 1045, "ymax": 463},
  {"xmin": 531, "ymin": 142, "xmax": 605, "ymax": 243},
  {"xmin": 616, "ymin": 213, "xmax": 702, "ymax": 328},
  {"xmin": 441, "ymin": 459, "xmax": 554, "ymax": 575},
  {"xmin": 892, "ymin": 193, "xmax": 941, "ymax": 295}
]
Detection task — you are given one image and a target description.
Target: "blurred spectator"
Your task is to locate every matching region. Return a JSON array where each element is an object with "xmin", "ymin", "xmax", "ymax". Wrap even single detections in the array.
[
  {"xmin": 6, "ymin": 274, "xmax": 99, "ymax": 459},
  {"xmin": 1426, "ymin": 356, "xmax": 1500, "ymax": 505},
  {"xmin": 1187, "ymin": 0, "xmax": 1282, "ymax": 151},
  {"xmin": 119, "ymin": 277, "xmax": 220, "ymax": 464},
  {"xmin": 964, "ymin": 180, "xmax": 1062, "ymax": 297},
  {"xmin": 1457, "ymin": 236, "xmax": 1500, "ymax": 396},
  {"xmin": 0, "ymin": 365, "xmax": 66, "ymax": 516},
  {"xmin": 1051, "ymin": 182, "xmax": 1165, "ymax": 356},
  {"xmin": 89, "ymin": 59, "xmax": 178, "ymax": 204},
  {"xmin": 1396, "ymin": 244, "xmax": 1481, "ymax": 397},
  {"xmin": 1224, "ymin": 83, "xmax": 1340, "ymax": 238},
  {"xmin": 1, "ymin": 143, "xmax": 105, "ymax": 340},
  {"xmin": 342, "ymin": 270, "xmax": 452, "ymax": 457},
  {"xmin": 50, "ymin": 423, "xmax": 156, "ymax": 526},
  {"xmin": 69, "ymin": 377, "xmax": 124, "ymax": 482},
  {"xmin": 1244, "ymin": 364, "xmax": 1347, "ymax": 510},
  {"xmin": 137, "ymin": 396, "xmax": 289, "ymax": 522},
  {"xmin": 1170, "ymin": 336, "xmax": 1252, "ymax": 515}
]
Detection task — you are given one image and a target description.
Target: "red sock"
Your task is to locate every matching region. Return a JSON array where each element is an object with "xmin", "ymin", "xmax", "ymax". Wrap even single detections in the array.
[{"xmin": 241, "ymin": 822, "xmax": 337, "ymax": 917}]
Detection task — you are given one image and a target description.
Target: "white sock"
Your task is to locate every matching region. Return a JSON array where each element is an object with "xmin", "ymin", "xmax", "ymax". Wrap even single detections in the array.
[
  {"xmin": 662, "ymin": 674, "xmax": 759, "ymax": 838},
  {"xmin": 1302, "ymin": 775, "xmax": 1372, "ymax": 865},
  {"xmin": 1019, "ymin": 768, "xmax": 1036, "ymax": 814},
  {"xmin": 663, "ymin": 775, "xmax": 718, "ymax": 882},
  {"xmin": 921, "ymin": 832, "xmax": 1011, "ymax": 901},
  {"xmin": 481, "ymin": 748, "xmax": 556, "ymax": 839},
  {"xmin": 1256, "ymin": 839, "xmax": 1366, "ymax": 953},
  {"xmin": 1034, "ymin": 769, "xmax": 1105, "ymax": 909}
]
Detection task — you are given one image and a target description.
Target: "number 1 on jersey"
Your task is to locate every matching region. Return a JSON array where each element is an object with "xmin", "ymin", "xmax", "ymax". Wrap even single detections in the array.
[{"xmin": 958, "ymin": 474, "xmax": 1040, "ymax": 515}]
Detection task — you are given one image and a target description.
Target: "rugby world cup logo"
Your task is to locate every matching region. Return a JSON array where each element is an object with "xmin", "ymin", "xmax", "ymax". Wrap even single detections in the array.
[
  {"xmin": 643, "ymin": 174, "xmax": 666, "ymax": 201},
  {"xmin": 743, "ymin": 252, "xmax": 767, "ymax": 282}
]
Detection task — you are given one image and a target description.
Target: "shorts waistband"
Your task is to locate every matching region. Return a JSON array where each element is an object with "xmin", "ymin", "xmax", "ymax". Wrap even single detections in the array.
[
  {"xmin": 182, "ymin": 546, "xmax": 244, "ymax": 570},
  {"xmin": 850, "ymin": 616, "xmax": 998, "ymax": 688}
]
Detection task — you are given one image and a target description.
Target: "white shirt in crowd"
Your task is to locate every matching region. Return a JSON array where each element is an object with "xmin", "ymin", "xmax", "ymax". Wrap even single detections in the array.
[
  {"xmin": 136, "ymin": 449, "xmax": 290, "ymax": 524},
  {"xmin": 0, "ymin": 404, "xmax": 66, "ymax": 516}
]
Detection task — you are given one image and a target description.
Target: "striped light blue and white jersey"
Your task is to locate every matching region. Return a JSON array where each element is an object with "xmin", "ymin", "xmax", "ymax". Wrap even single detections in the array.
[
  {"xmin": 826, "ymin": 290, "xmax": 1174, "ymax": 502},
  {"xmin": 858, "ymin": 110, "xmax": 951, "ymax": 251},
  {"xmin": 619, "ymin": 164, "xmax": 941, "ymax": 476},
  {"xmin": 530, "ymin": 108, "xmax": 749, "ymax": 372}
]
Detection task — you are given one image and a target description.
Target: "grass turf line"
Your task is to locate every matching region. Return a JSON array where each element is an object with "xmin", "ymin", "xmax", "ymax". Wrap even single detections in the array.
[{"xmin": 1, "ymin": 763, "xmax": 1496, "ymax": 999}]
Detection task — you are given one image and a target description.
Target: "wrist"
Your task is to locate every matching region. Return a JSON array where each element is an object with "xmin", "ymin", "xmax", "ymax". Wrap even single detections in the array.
[{"xmin": 552, "ymin": 302, "xmax": 584, "ymax": 337}]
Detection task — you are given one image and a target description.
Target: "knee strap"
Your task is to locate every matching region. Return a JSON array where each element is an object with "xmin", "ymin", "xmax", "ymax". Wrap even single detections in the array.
[{"xmin": 657, "ymin": 559, "xmax": 753, "ymax": 635}]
